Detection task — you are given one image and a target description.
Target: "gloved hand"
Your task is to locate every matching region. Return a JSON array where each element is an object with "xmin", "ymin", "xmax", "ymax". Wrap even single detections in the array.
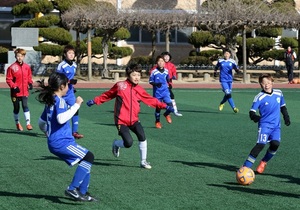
[
  {"xmin": 214, "ymin": 71, "xmax": 217, "ymax": 77},
  {"xmin": 86, "ymin": 100, "xmax": 95, "ymax": 107},
  {"xmin": 284, "ymin": 116, "xmax": 291, "ymax": 126},
  {"xmin": 13, "ymin": 87, "xmax": 20, "ymax": 93},
  {"xmin": 29, "ymin": 83, "xmax": 33, "ymax": 90},
  {"xmin": 168, "ymin": 84, "xmax": 173, "ymax": 89},
  {"xmin": 166, "ymin": 105, "xmax": 174, "ymax": 113},
  {"xmin": 252, "ymin": 115, "xmax": 261, "ymax": 123},
  {"xmin": 69, "ymin": 79, "xmax": 77, "ymax": 85}
]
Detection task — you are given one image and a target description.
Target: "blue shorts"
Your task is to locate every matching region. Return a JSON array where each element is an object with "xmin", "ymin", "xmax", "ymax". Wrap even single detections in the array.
[
  {"xmin": 49, "ymin": 142, "xmax": 89, "ymax": 166},
  {"xmin": 256, "ymin": 126, "xmax": 281, "ymax": 144},
  {"xmin": 156, "ymin": 95, "xmax": 171, "ymax": 104},
  {"xmin": 221, "ymin": 82, "xmax": 232, "ymax": 95}
]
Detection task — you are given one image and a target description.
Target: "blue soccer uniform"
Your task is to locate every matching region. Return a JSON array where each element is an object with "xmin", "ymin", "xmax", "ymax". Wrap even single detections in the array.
[
  {"xmin": 243, "ymin": 88, "xmax": 290, "ymax": 172},
  {"xmin": 215, "ymin": 58, "xmax": 239, "ymax": 112}
]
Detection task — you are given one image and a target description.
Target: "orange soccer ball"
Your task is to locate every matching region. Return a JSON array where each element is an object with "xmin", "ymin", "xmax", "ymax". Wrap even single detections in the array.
[
  {"xmin": 236, "ymin": 166, "xmax": 255, "ymax": 186},
  {"xmin": 291, "ymin": 78, "xmax": 300, "ymax": 84}
]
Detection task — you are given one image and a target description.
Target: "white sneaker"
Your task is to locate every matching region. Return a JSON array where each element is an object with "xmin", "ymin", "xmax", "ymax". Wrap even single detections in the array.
[
  {"xmin": 112, "ymin": 140, "xmax": 120, "ymax": 157},
  {"xmin": 174, "ymin": 112, "xmax": 183, "ymax": 117},
  {"xmin": 140, "ymin": 161, "xmax": 152, "ymax": 169}
]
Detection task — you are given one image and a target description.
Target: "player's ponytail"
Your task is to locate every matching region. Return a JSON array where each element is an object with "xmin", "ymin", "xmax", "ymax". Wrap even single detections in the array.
[{"xmin": 36, "ymin": 72, "xmax": 68, "ymax": 106}]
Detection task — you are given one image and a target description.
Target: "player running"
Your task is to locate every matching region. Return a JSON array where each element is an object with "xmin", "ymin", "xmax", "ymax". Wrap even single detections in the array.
[
  {"xmin": 149, "ymin": 55, "xmax": 174, "ymax": 129},
  {"xmin": 86, "ymin": 63, "xmax": 174, "ymax": 169},
  {"xmin": 214, "ymin": 49, "xmax": 240, "ymax": 113},
  {"xmin": 242, "ymin": 74, "xmax": 290, "ymax": 174},
  {"xmin": 37, "ymin": 72, "xmax": 97, "ymax": 202}
]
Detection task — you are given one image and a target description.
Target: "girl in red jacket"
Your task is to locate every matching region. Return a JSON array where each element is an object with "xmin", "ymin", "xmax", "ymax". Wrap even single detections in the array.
[
  {"xmin": 6, "ymin": 48, "xmax": 33, "ymax": 131},
  {"xmin": 86, "ymin": 64, "xmax": 174, "ymax": 169}
]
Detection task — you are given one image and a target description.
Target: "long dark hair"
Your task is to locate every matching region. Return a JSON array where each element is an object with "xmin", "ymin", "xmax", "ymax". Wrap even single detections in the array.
[{"xmin": 36, "ymin": 72, "xmax": 68, "ymax": 106}]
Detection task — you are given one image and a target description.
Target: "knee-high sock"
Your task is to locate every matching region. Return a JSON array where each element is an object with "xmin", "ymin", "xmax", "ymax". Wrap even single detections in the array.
[
  {"xmin": 243, "ymin": 155, "xmax": 256, "ymax": 168},
  {"xmin": 262, "ymin": 149, "xmax": 276, "ymax": 162},
  {"xmin": 72, "ymin": 115, "xmax": 79, "ymax": 133},
  {"xmin": 155, "ymin": 112, "xmax": 160, "ymax": 122},
  {"xmin": 171, "ymin": 99, "xmax": 178, "ymax": 113},
  {"xmin": 114, "ymin": 139, "xmax": 125, "ymax": 148},
  {"xmin": 228, "ymin": 98, "xmax": 236, "ymax": 109},
  {"xmin": 220, "ymin": 95, "xmax": 228, "ymax": 105},
  {"xmin": 68, "ymin": 160, "xmax": 92, "ymax": 191},
  {"xmin": 24, "ymin": 111, "xmax": 30, "ymax": 125},
  {"xmin": 139, "ymin": 140, "xmax": 147, "ymax": 162},
  {"xmin": 79, "ymin": 173, "xmax": 90, "ymax": 195},
  {"xmin": 14, "ymin": 113, "xmax": 19, "ymax": 124}
]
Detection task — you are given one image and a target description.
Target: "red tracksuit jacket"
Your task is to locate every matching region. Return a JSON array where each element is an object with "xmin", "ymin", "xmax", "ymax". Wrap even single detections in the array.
[
  {"xmin": 6, "ymin": 61, "xmax": 33, "ymax": 97},
  {"xmin": 93, "ymin": 79, "xmax": 167, "ymax": 126}
]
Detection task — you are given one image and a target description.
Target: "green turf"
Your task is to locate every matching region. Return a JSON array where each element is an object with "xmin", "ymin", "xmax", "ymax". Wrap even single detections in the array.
[{"xmin": 0, "ymin": 88, "xmax": 300, "ymax": 210}]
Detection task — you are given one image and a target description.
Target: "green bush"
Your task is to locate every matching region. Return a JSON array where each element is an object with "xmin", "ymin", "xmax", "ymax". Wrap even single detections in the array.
[
  {"xmin": 39, "ymin": 28, "xmax": 72, "ymax": 45},
  {"xmin": 281, "ymin": 37, "xmax": 298, "ymax": 49},
  {"xmin": 262, "ymin": 49, "xmax": 298, "ymax": 61},
  {"xmin": 180, "ymin": 56, "xmax": 211, "ymax": 66},
  {"xmin": 110, "ymin": 47, "xmax": 133, "ymax": 59},
  {"xmin": 21, "ymin": 15, "xmax": 60, "ymax": 27},
  {"xmin": 114, "ymin": 27, "xmax": 131, "ymax": 40},
  {"xmin": 128, "ymin": 56, "xmax": 152, "ymax": 65},
  {"xmin": 33, "ymin": 43, "xmax": 64, "ymax": 56},
  {"xmin": 0, "ymin": 46, "xmax": 8, "ymax": 63}
]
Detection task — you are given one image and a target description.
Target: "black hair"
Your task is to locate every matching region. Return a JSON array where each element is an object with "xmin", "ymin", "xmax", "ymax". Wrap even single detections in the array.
[
  {"xmin": 259, "ymin": 73, "xmax": 274, "ymax": 85},
  {"xmin": 223, "ymin": 49, "xmax": 231, "ymax": 54},
  {"xmin": 36, "ymin": 72, "xmax": 69, "ymax": 106},
  {"xmin": 155, "ymin": 55, "xmax": 165, "ymax": 63},
  {"xmin": 125, "ymin": 63, "xmax": 142, "ymax": 76},
  {"xmin": 161, "ymin": 51, "xmax": 172, "ymax": 61},
  {"xmin": 63, "ymin": 44, "xmax": 75, "ymax": 54}
]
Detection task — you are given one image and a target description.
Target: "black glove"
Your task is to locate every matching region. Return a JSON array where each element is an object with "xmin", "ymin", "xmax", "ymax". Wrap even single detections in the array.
[
  {"xmin": 169, "ymin": 84, "xmax": 173, "ymax": 89},
  {"xmin": 214, "ymin": 71, "xmax": 217, "ymax": 77},
  {"xmin": 281, "ymin": 106, "xmax": 290, "ymax": 126},
  {"xmin": 249, "ymin": 111, "xmax": 260, "ymax": 123},
  {"xmin": 13, "ymin": 87, "xmax": 20, "ymax": 93},
  {"xmin": 284, "ymin": 116, "xmax": 291, "ymax": 126},
  {"xmin": 86, "ymin": 100, "xmax": 95, "ymax": 107},
  {"xmin": 69, "ymin": 79, "xmax": 77, "ymax": 85},
  {"xmin": 29, "ymin": 83, "xmax": 33, "ymax": 90}
]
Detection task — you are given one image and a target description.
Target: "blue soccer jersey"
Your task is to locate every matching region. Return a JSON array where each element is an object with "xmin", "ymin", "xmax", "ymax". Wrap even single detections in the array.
[
  {"xmin": 250, "ymin": 89, "xmax": 286, "ymax": 129},
  {"xmin": 57, "ymin": 60, "xmax": 77, "ymax": 97},
  {"xmin": 149, "ymin": 68, "xmax": 170, "ymax": 99},
  {"xmin": 215, "ymin": 58, "xmax": 238, "ymax": 82}
]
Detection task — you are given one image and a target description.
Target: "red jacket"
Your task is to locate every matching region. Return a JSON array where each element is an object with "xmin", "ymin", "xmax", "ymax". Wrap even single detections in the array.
[
  {"xmin": 93, "ymin": 79, "xmax": 167, "ymax": 126},
  {"xmin": 6, "ymin": 61, "xmax": 33, "ymax": 97},
  {"xmin": 150, "ymin": 61, "xmax": 177, "ymax": 84}
]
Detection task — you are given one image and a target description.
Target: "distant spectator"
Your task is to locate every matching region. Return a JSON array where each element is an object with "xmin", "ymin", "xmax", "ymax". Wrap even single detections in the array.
[{"xmin": 284, "ymin": 46, "xmax": 297, "ymax": 84}]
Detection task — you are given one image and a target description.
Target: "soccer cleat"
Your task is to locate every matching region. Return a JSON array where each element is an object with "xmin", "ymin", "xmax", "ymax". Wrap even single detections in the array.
[
  {"xmin": 219, "ymin": 104, "xmax": 224, "ymax": 111},
  {"xmin": 165, "ymin": 115, "xmax": 172, "ymax": 124},
  {"xmin": 16, "ymin": 123, "xmax": 23, "ymax": 131},
  {"xmin": 256, "ymin": 161, "xmax": 267, "ymax": 174},
  {"xmin": 72, "ymin": 132, "xmax": 84, "ymax": 139},
  {"xmin": 140, "ymin": 161, "xmax": 152, "ymax": 169},
  {"xmin": 174, "ymin": 112, "xmax": 183, "ymax": 117},
  {"xmin": 233, "ymin": 107, "xmax": 239, "ymax": 113},
  {"xmin": 26, "ymin": 124, "xmax": 33, "ymax": 130},
  {"xmin": 112, "ymin": 140, "xmax": 120, "ymax": 158},
  {"xmin": 82, "ymin": 192, "xmax": 98, "ymax": 202},
  {"xmin": 155, "ymin": 122, "xmax": 162, "ymax": 129},
  {"xmin": 65, "ymin": 189, "xmax": 86, "ymax": 201}
]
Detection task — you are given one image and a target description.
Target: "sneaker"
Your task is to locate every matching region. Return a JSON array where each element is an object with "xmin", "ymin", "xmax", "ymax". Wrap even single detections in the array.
[
  {"xmin": 165, "ymin": 115, "xmax": 172, "ymax": 124},
  {"xmin": 112, "ymin": 140, "xmax": 120, "ymax": 157},
  {"xmin": 26, "ymin": 124, "xmax": 33, "ymax": 130},
  {"xmin": 256, "ymin": 160, "xmax": 267, "ymax": 174},
  {"xmin": 174, "ymin": 112, "xmax": 183, "ymax": 117},
  {"xmin": 219, "ymin": 104, "xmax": 224, "ymax": 111},
  {"xmin": 155, "ymin": 122, "xmax": 162, "ymax": 129},
  {"xmin": 233, "ymin": 107, "xmax": 239, "ymax": 113},
  {"xmin": 16, "ymin": 123, "xmax": 23, "ymax": 131},
  {"xmin": 73, "ymin": 132, "xmax": 84, "ymax": 139},
  {"xmin": 140, "ymin": 161, "xmax": 152, "ymax": 169},
  {"xmin": 65, "ymin": 188, "xmax": 85, "ymax": 201},
  {"xmin": 82, "ymin": 192, "xmax": 98, "ymax": 202}
]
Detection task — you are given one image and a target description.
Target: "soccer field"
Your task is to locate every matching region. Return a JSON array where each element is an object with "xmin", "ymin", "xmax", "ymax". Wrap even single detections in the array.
[{"xmin": 0, "ymin": 88, "xmax": 300, "ymax": 210}]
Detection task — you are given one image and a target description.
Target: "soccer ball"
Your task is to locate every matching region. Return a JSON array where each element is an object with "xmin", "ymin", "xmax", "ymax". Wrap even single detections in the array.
[{"xmin": 236, "ymin": 166, "xmax": 255, "ymax": 186}]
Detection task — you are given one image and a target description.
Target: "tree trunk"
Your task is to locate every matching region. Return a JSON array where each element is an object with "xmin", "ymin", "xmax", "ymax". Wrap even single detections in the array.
[
  {"xmin": 101, "ymin": 38, "xmax": 109, "ymax": 78},
  {"xmin": 75, "ymin": 29, "xmax": 81, "ymax": 76},
  {"xmin": 151, "ymin": 31, "xmax": 157, "ymax": 67}
]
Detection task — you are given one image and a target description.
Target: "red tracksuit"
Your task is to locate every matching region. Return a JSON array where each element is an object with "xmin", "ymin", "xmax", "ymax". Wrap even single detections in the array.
[
  {"xmin": 93, "ymin": 79, "xmax": 167, "ymax": 126},
  {"xmin": 6, "ymin": 61, "xmax": 33, "ymax": 97}
]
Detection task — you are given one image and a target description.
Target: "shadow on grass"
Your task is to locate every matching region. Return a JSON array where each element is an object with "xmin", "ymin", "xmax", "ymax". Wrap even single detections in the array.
[
  {"xmin": 259, "ymin": 173, "xmax": 300, "ymax": 185},
  {"xmin": 169, "ymin": 160, "xmax": 238, "ymax": 172},
  {"xmin": 208, "ymin": 183, "xmax": 300, "ymax": 198},
  {"xmin": 34, "ymin": 156, "xmax": 62, "ymax": 162},
  {"xmin": 0, "ymin": 128, "xmax": 45, "ymax": 138},
  {"xmin": 0, "ymin": 191, "xmax": 82, "ymax": 205}
]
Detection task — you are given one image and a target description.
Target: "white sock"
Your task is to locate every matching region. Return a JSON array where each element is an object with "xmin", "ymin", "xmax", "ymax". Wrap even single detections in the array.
[
  {"xmin": 171, "ymin": 99, "xmax": 178, "ymax": 113},
  {"xmin": 24, "ymin": 111, "xmax": 30, "ymax": 125},
  {"xmin": 14, "ymin": 113, "xmax": 19, "ymax": 124},
  {"xmin": 115, "ymin": 140, "xmax": 125, "ymax": 148},
  {"xmin": 139, "ymin": 140, "xmax": 147, "ymax": 162}
]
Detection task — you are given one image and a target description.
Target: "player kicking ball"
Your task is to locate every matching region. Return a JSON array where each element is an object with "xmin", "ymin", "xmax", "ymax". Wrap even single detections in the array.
[{"xmin": 242, "ymin": 74, "xmax": 290, "ymax": 174}]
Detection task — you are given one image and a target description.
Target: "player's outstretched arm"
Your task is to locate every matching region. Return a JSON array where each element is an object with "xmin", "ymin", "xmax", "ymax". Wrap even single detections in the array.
[
  {"xmin": 249, "ymin": 111, "xmax": 260, "ymax": 123},
  {"xmin": 281, "ymin": 106, "xmax": 290, "ymax": 126}
]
